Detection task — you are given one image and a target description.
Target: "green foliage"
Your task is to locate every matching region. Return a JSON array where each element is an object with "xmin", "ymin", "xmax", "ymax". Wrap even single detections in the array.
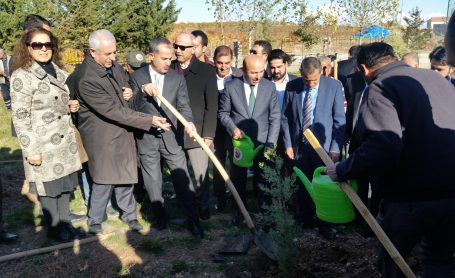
[
  {"xmin": 334, "ymin": 0, "xmax": 400, "ymax": 29},
  {"xmin": 385, "ymin": 26, "xmax": 409, "ymax": 57},
  {"xmin": 257, "ymin": 147, "xmax": 300, "ymax": 275},
  {"xmin": 402, "ymin": 7, "xmax": 431, "ymax": 50},
  {"xmin": 0, "ymin": 0, "xmax": 180, "ymax": 53},
  {"xmin": 293, "ymin": 2, "xmax": 319, "ymax": 48}
]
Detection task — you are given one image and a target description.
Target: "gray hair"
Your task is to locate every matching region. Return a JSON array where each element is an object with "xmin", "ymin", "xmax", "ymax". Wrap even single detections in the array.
[
  {"xmin": 89, "ymin": 29, "xmax": 116, "ymax": 50},
  {"xmin": 401, "ymin": 52, "xmax": 419, "ymax": 66},
  {"xmin": 300, "ymin": 57, "xmax": 322, "ymax": 74},
  {"xmin": 149, "ymin": 37, "xmax": 171, "ymax": 53}
]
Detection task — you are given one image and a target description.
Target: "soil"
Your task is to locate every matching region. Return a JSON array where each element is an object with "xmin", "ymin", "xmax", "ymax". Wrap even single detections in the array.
[{"xmin": 0, "ymin": 165, "xmax": 418, "ymax": 278}]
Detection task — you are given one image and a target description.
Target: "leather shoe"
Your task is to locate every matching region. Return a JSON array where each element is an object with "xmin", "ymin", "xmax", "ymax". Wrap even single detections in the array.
[
  {"xmin": 199, "ymin": 207, "xmax": 210, "ymax": 220},
  {"xmin": 0, "ymin": 230, "xmax": 18, "ymax": 243},
  {"xmin": 48, "ymin": 223, "xmax": 82, "ymax": 242},
  {"xmin": 151, "ymin": 202, "xmax": 167, "ymax": 230},
  {"xmin": 88, "ymin": 224, "xmax": 103, "ymax": 235},
  {"xmin": 127, "ymin": 220, "xmax": 144, "ymax": 232},
  {"xmin": 187, "ymin": 219, "xmax": 204, "ymax": 239},
  {"xmin": 69, "ymin": 212, "xmax": 87, "ymax": 223}
]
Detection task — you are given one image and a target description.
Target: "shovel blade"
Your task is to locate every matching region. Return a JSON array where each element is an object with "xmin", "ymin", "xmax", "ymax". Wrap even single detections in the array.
[{"xmin": 253, "ymin": 229, "xmax": 278, "ymax": 261}]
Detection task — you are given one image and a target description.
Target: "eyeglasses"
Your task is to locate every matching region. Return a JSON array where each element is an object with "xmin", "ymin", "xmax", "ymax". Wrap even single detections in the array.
[
  {"xmin": 173, "ymin": 43, "xmax": 193, "ymax": 51},
  {"xmin": 28, "ymin": 42, "xmax": 54, "ymax": 50}
]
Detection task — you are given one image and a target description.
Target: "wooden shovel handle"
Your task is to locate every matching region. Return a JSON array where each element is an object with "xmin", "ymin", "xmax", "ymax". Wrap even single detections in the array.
[
  {"xmin": 156, "ymin": 94, "xmax": 255, "ymax": 230},
  {"xmin": 303, "ymin": 129, "xmax": 415, "ymax": 278}
]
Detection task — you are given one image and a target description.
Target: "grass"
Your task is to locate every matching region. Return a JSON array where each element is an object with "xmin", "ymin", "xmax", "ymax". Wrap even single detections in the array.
[
  {"xmin": 170, "ymin": 259, "xmax": 212, "ymax": 275},
  {"xmin": 0, "ymin": 101, "xmax": 21, "ymax": 161}
]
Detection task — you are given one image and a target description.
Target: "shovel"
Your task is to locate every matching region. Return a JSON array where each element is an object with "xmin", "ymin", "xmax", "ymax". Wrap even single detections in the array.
[
  {"xmin": 303, "ymin": 129, "xmax": 415, "ymax": 278},
  {"xmin": 155, "ymin": 93, "xmax": 278, "ymax": 261}
]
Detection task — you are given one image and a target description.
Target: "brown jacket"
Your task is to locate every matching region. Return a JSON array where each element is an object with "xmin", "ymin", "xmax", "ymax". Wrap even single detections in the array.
[{"xmin": 11, "ymin": 62, "xmax": 81, "ymax": 195}]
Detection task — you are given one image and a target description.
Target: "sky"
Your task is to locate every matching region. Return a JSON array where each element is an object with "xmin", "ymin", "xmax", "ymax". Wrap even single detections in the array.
[{"xmin": 175, "ymin": 0, "xmax": 452, "ymax": 23}]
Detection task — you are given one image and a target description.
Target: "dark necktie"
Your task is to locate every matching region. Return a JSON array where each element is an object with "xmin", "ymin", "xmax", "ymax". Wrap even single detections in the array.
[
  {"xmin": 248, "ymin": 84, "xmax": 255, "ymax": 116},
  {"xmin": 302, "ymin": 88, "xmax": 313, "ymax": 138}
]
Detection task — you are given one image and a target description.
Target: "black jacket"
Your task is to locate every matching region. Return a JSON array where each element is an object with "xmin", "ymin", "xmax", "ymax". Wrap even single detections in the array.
[
  {"xmin": 171, "ymin": 57, "xmax": 218, "ymax": 149},
  {"xmin": 337, "ymin": 61, "xmax": 455, "ymax": 201}
]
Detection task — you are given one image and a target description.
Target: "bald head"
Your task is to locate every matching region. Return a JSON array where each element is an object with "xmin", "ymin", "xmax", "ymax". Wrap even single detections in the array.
[
  {"xmin": 174, "ymin": 32, "xmax": 196, "ymax": 64},
  {"xmin": 401, "ymin": 53, "xmax": 419, "ymax": 68},
  {"xmin": 243, "ymin": 55, "xmax": 265, "ymax": 85}
]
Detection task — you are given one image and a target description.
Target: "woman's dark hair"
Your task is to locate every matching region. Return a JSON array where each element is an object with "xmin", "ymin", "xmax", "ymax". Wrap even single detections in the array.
[
  {"xmin": 429, "ymin": 46, "xmax": 447, "ymax": 64},
  {"xmin": 12, "ymin": 28, "xmax": 62, "ymax": 72},
  {"xmin": 356, "ymin": 42, "xmax": 396, "ymax": 68}
]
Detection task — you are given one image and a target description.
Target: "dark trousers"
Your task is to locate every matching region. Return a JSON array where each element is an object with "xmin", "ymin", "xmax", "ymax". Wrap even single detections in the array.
[
  {"xmin": 293, "ymin": 142, "xmax": 324, "ymax": 223},
  {"xmin": 1, "ymin": 83, "xmax": 10, "ymax": 108},
  {"xmin": 140, "ymin": 139, "xmax": 199, "ymax": 221},
  {"xmin": 230, "ymin": 150, "xmax": 270, "ymax": 212},
  {"xmin": 39, "ymin": 193, "xmax": 71, "ymax": 227},
  {"xmin": 377, "ymin": 198, "xmax": 455, "ymax": 277},
  {"xmin": 213, "ymin": 123, "xmax": 230, "ymax": 202},
  {"xmin": 88, "ymin": 183, "xmax": 137, "ymax": 226}
]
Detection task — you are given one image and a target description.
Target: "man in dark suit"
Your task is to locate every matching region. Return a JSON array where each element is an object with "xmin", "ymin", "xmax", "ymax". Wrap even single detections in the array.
[
  {"xmin": 170, "ymin": 33, "xmax": 218, "ymax": 220},
  {"xmin": 327, "ymin": 42, "xmax": 455, "ymax": 277},
  {"xmin": 337, "ymin": 45, "xmax": 360, "ymax": 101},
  {"xmin": 281, "ymin": 57, "xmax": 345, "ymax": 233},
  {"xmin": 219, "ymin": 55, "xmax": 281, "ymax": 224},
  {"xmin": 268, "ymin": 49, "xmax": 298, "ymax": 111},
  {"xmin": 212, "ymin": 45, "xmax": 242, "ymax": 212},
  {"xmin": 71, "ymin": 29, "xmax": 170, "ymax": 234},
  {"xmin": 129, "ymin": 37, "xmax": 203, "ymax": 237},
  {"xmin": 250, "ymin": 40, "xmax": 273, "ymax": 80}
]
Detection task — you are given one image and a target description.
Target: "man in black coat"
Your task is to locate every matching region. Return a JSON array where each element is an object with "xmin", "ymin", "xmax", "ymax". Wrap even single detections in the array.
[
  {"xmin": 327, "ymin": 42, "xmax": 455, "ymax": 277},
  {"xmin": 70, "ymin": 29, "xmax": 170, "ymax": 234},
  {"xmin": 170, "ymin": 33, "xmax": 218, "ymax": 220}
]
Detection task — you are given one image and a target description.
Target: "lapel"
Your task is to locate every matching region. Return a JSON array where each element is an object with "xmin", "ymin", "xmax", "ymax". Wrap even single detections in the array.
[
  {"xmin": 313, "ymin": 76, "xmax": 325, "ymax": 124},
  {"xmin": 295, "ymin": 79, "xmax": 304, "ymax": 126},
  {"xmin": 251, "ymin": 79, "xmax": 266, "ymax": 118},
  {"xmin": 237, "ymin": 77, "xmax": 250, "ymax": 118},
  {"xmin": 29, "ymin": 62, "xmax": 68, "ymax": 92}
]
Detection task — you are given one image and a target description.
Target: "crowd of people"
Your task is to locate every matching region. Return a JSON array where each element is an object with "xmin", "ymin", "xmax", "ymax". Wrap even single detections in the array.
[{"xmin": 1, "ymin": 12, "xmax": 455, "ymax": 277}]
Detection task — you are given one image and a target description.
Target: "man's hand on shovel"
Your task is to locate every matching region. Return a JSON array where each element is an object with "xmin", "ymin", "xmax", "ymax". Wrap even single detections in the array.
[
  {"xmin": 141, "ymin": 83, "xmax": 172, "ymax": 131},
  {"xmin": 326, "ymin": 163, "xmax": 339, "ymax": 181}
]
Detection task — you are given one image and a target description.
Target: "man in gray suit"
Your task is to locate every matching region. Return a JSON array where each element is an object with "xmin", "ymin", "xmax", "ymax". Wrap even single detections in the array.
[
  {"xmin": 129, "ymin": 38, "xmax": 203, "ymax": 238},
  {"xmin": 219, "ymin": 55, "xmax": 281, "ymax": 225}
]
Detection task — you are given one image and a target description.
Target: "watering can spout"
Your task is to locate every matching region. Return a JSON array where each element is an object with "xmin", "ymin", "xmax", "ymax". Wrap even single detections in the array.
[
  {"xmin": 253, "ymin": 145, "xmax": 264, "ymax": 158},
  {"xmin": 293, "ymin": 166, "xmax": 314, "ymax": 200}
]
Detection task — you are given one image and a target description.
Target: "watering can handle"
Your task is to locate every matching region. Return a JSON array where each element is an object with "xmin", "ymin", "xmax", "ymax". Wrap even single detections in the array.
[{"xmin": 313, "ymin": 166, "xmax": 326, "ymax": 179}]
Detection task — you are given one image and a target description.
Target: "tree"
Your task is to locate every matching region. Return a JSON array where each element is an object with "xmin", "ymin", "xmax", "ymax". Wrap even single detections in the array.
[
  {"xmin": 293, "ymin": 2, "xmax": 319, "ymax": 49},
  {"xmin": 335, "ymin": 0, "xmax": 400, "ymax": 31},
  {"xmin": 110, "ymin": 0, "xmax": 180, "ymax": 52},
  {"xmin": 206, "ymin": 0, "xmax": 299, "ymax": 49},
  {"xmin": 402, "ymin": 7, "xmax": 431, "ymax": 50}
]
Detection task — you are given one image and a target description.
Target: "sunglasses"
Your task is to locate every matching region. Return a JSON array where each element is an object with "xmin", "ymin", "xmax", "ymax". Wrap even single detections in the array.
[
  {"xmin": 173, "ymin": 43, "xmax": 193, "ymax": 51},
  {"xmin": 28, "ymin": 42, "xmax": 54, "ymax": 50}
]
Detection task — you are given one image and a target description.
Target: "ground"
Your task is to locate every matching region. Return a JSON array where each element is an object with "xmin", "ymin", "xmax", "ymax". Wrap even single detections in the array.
[{"xmin": 0, "ymin": 102, "xmax": 420, "ymax": 277}]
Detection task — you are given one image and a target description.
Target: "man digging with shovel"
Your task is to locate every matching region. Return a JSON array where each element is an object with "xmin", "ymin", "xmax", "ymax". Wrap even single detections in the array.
[{"xmin": 326, "ymin": 42, "xmax": 455, "ymax": 277}]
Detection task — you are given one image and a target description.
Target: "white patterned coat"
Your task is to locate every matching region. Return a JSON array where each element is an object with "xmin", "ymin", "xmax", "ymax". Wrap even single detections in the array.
[{"xmin": 10, "ymin": 62, "xmax": 81, "ymax": 196}]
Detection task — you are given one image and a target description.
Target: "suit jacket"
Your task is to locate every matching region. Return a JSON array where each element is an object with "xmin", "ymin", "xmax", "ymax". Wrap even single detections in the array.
[
  {"xmin": 11, "ymin": 62, "xmax": 81, "ymax": 195},
  {"xmin": 218, "ymin": 77, "xmax": 280, "ymax": 146},
  {"xmin": 171, "ymin": 57, "xmax": 218, "ymax": 149},
  {"xmin": 344, "ymin": 71, "xmax": 367, "ymax": 142},
  {"xmin": 337, "ymin": 61, "xmax": 455, "ymax": 201},
  {"xmin": 281, "ymin": 75, "xmax": 346, "ymax": 153},
  {"xmin": 129, "ymin": 65, "xmax": 193, "ymax": 155},
  {"xmin": 337, "ymin": 58, "xmax": 355, "ymax": 91},
  {"xmin": 68, "ymin": 55, "xmax": 154, "ymax": 185}
]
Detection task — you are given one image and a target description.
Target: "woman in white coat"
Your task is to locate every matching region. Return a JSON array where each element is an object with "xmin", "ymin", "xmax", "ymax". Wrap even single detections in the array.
[{"xmin": 11, "ymin": 27, "xmax": 83, "ymax": 242}]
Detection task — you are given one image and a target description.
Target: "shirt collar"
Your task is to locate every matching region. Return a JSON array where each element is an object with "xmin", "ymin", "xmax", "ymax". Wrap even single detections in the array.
[
  {"xmin": 273, "ymin": 73, "xmax": 289, "ymax": 84},
  {"xmin": 216, "ymin": 68, "xmax": 232, "ymax": 80}
]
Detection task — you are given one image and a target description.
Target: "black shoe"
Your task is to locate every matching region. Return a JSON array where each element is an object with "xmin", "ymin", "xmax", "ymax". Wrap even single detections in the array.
[
  {"xmin": 0, "ymin": 230, "xmax": 18, "ymax": 243},
  {"xmin": 48, "ymin": 223, "xmax": 81, "ymax": 242},
  {"xmin": 318, "ymin": 224, "xmax": 337, "ymax": 240},
  {"xmin": 151, "ymin": 202, "xmax": 167, "ymax": 230},
  {"xmin": 231, "ymin": 213, "xmax": 242, "ymax": 226},
  {"xmin": 215, "ymin": 198, "xmax": 227, "ymax": 212},
  {"xmin": 69, "ymin": 213, "xmax": 87, "ymax": 223},
  {"xmin": 127, "ymin": 220, "xmax": 144, "ymax": 232},
  {"xmin": 187, "ymin": 219, "xmax": 204, "ymax": 239},
  {"xmin": 62, "ymin": 222, "xmax": 86, "ymax": 239},
  {"xmin": 88, "ymin": 224, "xmax": 103, "ymax": 235},
  {"xmin": 199, "ymin": 207, "xmax": 211, "ymax": 220}
]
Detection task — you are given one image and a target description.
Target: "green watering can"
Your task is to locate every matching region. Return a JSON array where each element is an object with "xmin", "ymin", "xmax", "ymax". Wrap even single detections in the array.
[
  {"xmin": 293, "ymin": 166, "xmax": 358, "ymax": 224},
  {"xmin": 232, "ymin": 134, "xmax": 264, "ymax": 168}
]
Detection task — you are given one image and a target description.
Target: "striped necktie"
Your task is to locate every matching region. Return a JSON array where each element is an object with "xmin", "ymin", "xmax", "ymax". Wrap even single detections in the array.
[
  {"xmin": 248, "ymin": 84, "xmax": 256, "ymax": 116},
  {"xmin": 302, "ymin": 88, "xmax": 313, "ymax": 138}
]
